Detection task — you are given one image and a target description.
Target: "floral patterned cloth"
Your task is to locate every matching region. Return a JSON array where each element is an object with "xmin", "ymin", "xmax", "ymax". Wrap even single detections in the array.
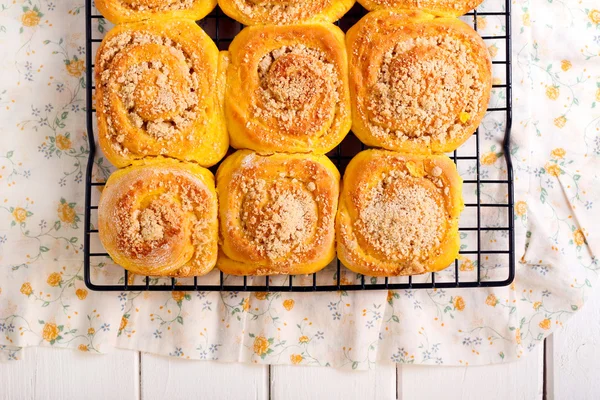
[{"xmin": 1, "ymin": 0, "xmax": 599, "ymax": 368}]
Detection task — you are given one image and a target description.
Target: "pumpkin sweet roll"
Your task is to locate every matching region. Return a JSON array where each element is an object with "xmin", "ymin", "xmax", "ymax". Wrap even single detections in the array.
[
  {"xmin": 336, "ymin": 149, "xmax": 464, "ymax": 277},
  {"xmin": 218, "ymin": 0, "xmax": 355, "ymax": 25},
  {"xmin": 216, "ymin": 150, "xmax": 340, "ymax": 276},
  {"xmin": 95, "ymin": 19, "xmax": 228, "ymax": 168},
  {"xmin": 347, "ymin": 10, "xmax": 492, "ymax": 154},
  {"xmin": 98, "ymin": 158, "xmax": 219, "ymax": 277},
  {"xmin": 356, "ymin": 0, "xmax": 484, "ymax": 17},
  {"xmin": 95, "ymin": 0, "xmax": 216, "ymax": 24},
  {"xmin": 224, "ymin": 23, "xmax": 352, "ymax": 154}
]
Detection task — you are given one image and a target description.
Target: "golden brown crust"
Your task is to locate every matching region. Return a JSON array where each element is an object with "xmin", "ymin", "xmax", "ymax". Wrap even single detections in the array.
[
  {"xmin": 95, "ymin": 19, "xmax": 228, "ymax": 168},
  {"xmin": 225, "ymin": 23, "xmax": 352, "ymax": 155},
  {"xmin": 95, "ymin": 0, "xmax": 216, "ymax": 24},
  {"xmin": 357, "ymin": 0, "xmax": 484, "ymax": 17},
  {"xmin": 98, "ymin": 158, "xmax": 219, "ymax": 277},
  {"xmin": 218, "ymin": 0, "xmax": 355, "ymax": 25},
  {"xmin": 336, "ymin": 149, "xmax": 463, "ymax": 277},
  {"xmin": 216, "ymin": 150, "xmax": 340, "ymax": 276},
  {"xmin": 346, "ymin": 10, "xmax": 492, "ymax": 154}
]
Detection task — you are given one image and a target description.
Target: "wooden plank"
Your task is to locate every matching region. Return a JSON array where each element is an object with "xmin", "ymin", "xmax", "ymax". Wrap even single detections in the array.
[
  {"xmin": 398, "ymin": 345, "xmax": 543, "ymax": 400},
  {"xmin": 546, "ymin": 286, "xmax": 600, "ymax": 400},
  {"xmin": 270, "ymin": 363, "xmax": 397, "ymax": 400},
  {"xmin": 140, "ymin": 353, "xmax": 268, "ymax": 400},
  {"xmin": 0, "ymin": 347, "xmax": 139, "ymax": 400}
]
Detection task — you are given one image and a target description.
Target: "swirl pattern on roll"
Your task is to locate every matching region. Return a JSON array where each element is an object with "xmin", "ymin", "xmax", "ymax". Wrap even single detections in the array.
[
  {"xmin": 98, "ymin": 158, "xmax": 218, "ymax": 277},
  {"xmin": 225, "ymin": 23, "xmax": 351, "ymax": 154},
  {"xmin": 95, "ymin": 19, "xmax": 228, "ymax": 168},
  {"xmin": 95, "ymin": 0, "xmax": 217, "ymax": 23},
  {"xmin": 347, "ymin": 10, "xmax": 492, "ymax": 154},
  {"xmin": 337, "ymin": 150, "xmax": 463, "ymax": 277},
  {"xmin": 357, "ymin": 0, "xmax": 484, "ymax": 17},
  {"xmin": 218, "ymin": 0, "xmax": 355, "ymax": 25},
  {"xmin": 217, "ymin": 150, "xmax": 340, "ymax": 276}
]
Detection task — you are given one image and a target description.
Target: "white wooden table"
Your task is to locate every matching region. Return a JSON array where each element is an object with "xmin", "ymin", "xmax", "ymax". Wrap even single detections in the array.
[{"xmin": 2, "ymin": 286, "xmax": 600, "ymax": 400}]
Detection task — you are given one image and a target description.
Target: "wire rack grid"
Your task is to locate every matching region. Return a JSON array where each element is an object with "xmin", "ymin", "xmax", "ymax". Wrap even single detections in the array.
[{"xmin": 84, "ymin": 0, "xmax": 514, "ymax": 292}]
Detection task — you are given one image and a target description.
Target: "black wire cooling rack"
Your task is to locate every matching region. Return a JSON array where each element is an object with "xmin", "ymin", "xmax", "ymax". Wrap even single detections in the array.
[{"xmin": 84, "ymin": 0, "xmax": 514, "ymax": 292}]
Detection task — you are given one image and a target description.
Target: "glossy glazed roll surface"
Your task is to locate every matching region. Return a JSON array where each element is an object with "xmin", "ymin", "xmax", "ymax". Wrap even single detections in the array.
[
  {"xmin": 98, "ymin": 158, "xmax": 219, "ymax": 277},
  {"xmin": 95, "ymin": 0, "xmax": 216, "ymax": 24},
  {"xmin": 217, "ymin": 150, "xmax": 340, "ymax": 276},
  {"xmin": 347, "ymin": 10, "xmax": 492, "ymax": 154},
  {"xmin": 337, "ymin": 149, "xmax": 463, "ymax": 276},
  {"xmin": 95, "ymin": 19, "xmax": 228, "ymax": 168},
  {"xmin": 218, "ymin": 0, "xmax": 355, "ymax": 25},
  {"xmin": 225, "ymin": 23, "xmax": 352, "ymax": 155}
]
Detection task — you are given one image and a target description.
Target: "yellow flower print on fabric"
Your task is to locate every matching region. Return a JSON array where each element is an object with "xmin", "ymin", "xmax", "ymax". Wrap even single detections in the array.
[
  {"xmin": 476, "ymin": 16, "xmax": 487, "ymax": 30},
  {"xmin": 21, "ymin": 9, "xmax": 42, "ymax": 27},
  {"xmin": 65, "ymin": 58, "xmax": 85, "ymax": 77},
  {"xmin": 57, "ymin": 198, "xmax": 80, "ymax": 227},
  {"xmin": 554, "ymin": 116, "xmax": 567, "ymax": 128},
  {"xmin": 573, "ymin": 229, "xmax": 586, "ymax": 246},
  {"xmin": 253, "ymin": 336, "xmax": 271, "ymax": 358},
  {"xmin": 55, "ymin": 134, "xmax": 71, "ymax": 151},
  {"xmin": 299, "ymin": 335, "xmax": 309, "ymax": 343},
  {"xmin": 20, "ymin": 282, "xmax": 33, "ymax": 296},
  {"xmin": 242, "ymin": 298, "xmax": 251, "ymax": 312},
  {"xmin": 561, "ymin": 60, "xmax": 572, "ymax": 71},
  {"xmin": 290, "ymin": 354, "xmax": 303, "ymax": 364},
  {"xmin": 283, "ymin": 299, "xmax": 294, "ymax": 311},
  {"xmin": 12, "ymin": 207, "xmax": 28, "ymax": 223},
  {"xmin": 76, "ymin": 288, "xmax": 88, "ymax": 300},
  {"xmin": 551, "ymin": 148, "xmax": 566, "ymax": 159},
  {"xmin": 481, "ymin": 152, "xmax": 498, "ymax": 165},
  {"xmin": 453, "ymin": 296, "xmax": 465, "ymax": 311},
  {"xmin": 545, "ymin": 85, "xmax": 560, "ymax": 100},
  {"xmin": 47, "ymin": 272, "xmax": 62, "ymax": 287},
  {"xmin": 172, "ymin": 291, "xmax": 185, "ymax": 303},
  {"xmin": 58, "ymin": 202, "xmax": 76, "ymax": 224},
  {"xmin": 254, "ymin": 292, "xmax": 268, "ymax": 300},
  {"xmin": 460, "ymin": 259, "xmax": 475, "ymax": 272},
  {"xmin": 589, "ymin": 9, "xmax": 600, "ymax": 24},
  {"xmin": 486, "ymin": 294, "xmax": 498, "ymax": 307},
  {"xmin": 515, "ymin": 201, "xmax": 527, "ymax": 217},
  {"xmin": 539, "ymin": 319, "xmax": 551, "ymax": 330},
  {"xmin": 42, "ymin": 323, "xmax": 60, "ymax": 342},
  {"xmin": 545, "ymin": 163, "xmax": 562, "ymax": 177}
]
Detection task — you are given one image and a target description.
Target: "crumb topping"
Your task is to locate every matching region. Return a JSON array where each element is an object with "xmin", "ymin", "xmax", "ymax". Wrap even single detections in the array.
[
  {"xmin": 119, "ymin": 0, "xmax": 195, "ymax": 12},
  {"xmin": 252, "ymin": 44, "xmax": 345, "ymax": 139},
  {"xmin": 244, "ymin": 185, "xmax": 316, "ymax": 260},
  {"xmin": 226, "ymin": 156, "xmax": 336, "ymax": 265},
  {"xmin": 114, "ymin": 172, "xmax": 211, "ymax": 266},
  {"xmin": 231, "ymin": 0, "xmax": 331, "ymax": 24},
  {"xmin": 366, "ymin": 34, "xmax": 485, "ymax": 145},
  {"xmin": 364, "ymin": 0, "xmax": 479, "ymax": 12},
  {"xmin": 237, "ymin": 177, "xmax": 321, "ymax": 261},
  {"xmin": 354, "ymin": 168, "xmax": 446, "ymax": 261},
  {"xmin": 98, "ymin": 31, "xmax": 201, "ymax": 156}
]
